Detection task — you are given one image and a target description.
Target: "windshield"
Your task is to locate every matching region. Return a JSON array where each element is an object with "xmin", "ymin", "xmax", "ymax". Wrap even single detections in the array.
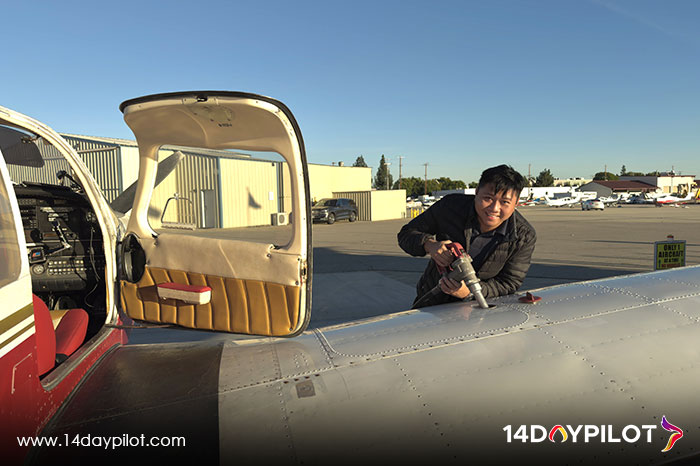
[
  {"xmin": 1, "ymin": 125, "xmax": 82, "ymax": 192},
  {"xmin": 316, "ymin": 199, "xmax": 336, "ymax": 207},
  {"xmin": 0, "ymin": 125, "xmax": 45, "ymax": 168}
]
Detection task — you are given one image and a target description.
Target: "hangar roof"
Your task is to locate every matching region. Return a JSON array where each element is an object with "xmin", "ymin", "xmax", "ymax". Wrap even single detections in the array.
[{"xmin": 590, "ymin": 180, "xmax": 657, "ymax": 192}]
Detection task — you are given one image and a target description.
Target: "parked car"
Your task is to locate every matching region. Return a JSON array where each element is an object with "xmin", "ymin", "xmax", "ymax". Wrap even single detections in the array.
[
  {"xmin": 582, "ymin": 198, "xmax": 605, "ymax": 211},
  {"xmin": 312, "ymin": 198, "xmax": 358, "ymax": 224}
]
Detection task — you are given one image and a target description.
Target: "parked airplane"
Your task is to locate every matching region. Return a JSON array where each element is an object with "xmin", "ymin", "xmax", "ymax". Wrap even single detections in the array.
[
  {"xmin": 627, "ymin": 193, "xmax": 661, "ymax": 204},
  {"xmin": 0, "ymin": 92, "xmax": 311, "ymax": 464},
  {"xmin": 599, "ymin": 194, "xmax": 622, "ymax": 205},
  {"xmin": 2, "ymin": 93, "xmax": 699, "ymax": 464},
  {"xmin": 544, "ymin": 194, "xmax": 582, "ymax": 207},
  {"xmin": 654, "ymin": 191, "xmax": 694, "ymax": 206}
]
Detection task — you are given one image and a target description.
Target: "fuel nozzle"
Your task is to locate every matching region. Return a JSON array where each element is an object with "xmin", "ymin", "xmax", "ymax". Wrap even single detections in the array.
[
  {"xmin": 445, "ymin": 253, "xmax": 489, "ymax": 309},
  {"xmin": 413, "ymin": 242, "xmax": 490, "ymax": 309}
]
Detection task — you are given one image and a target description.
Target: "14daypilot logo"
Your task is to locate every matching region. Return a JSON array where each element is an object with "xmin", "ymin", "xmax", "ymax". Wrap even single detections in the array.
[{"xmin": 503, "ymin": 416, "xmax": 683, "ymax": 452}]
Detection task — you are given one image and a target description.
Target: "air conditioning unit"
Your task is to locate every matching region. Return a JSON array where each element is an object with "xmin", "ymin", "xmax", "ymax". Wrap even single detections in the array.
[{"xmin": 271, "ymin": 212, "xmax": 289, "ymax": 226}]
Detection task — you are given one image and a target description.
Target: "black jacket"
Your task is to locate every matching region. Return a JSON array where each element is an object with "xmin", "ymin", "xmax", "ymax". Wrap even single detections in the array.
[{"xmin": 398, "ymin": 194, "xmax": 536, "ymax": 306}]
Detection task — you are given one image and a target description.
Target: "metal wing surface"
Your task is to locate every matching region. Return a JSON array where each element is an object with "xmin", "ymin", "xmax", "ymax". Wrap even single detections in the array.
[{"xmin": 35, "ymin": 266, "xmax": 700, "ymax": 464}]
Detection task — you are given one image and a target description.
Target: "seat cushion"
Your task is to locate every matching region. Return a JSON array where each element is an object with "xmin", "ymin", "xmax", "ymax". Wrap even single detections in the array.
[{"xmin": 54, "ymin": 308, "xmax": 88, "ymax": 358}]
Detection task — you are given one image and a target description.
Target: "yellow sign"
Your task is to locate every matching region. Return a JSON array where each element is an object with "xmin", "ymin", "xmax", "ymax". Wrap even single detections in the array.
[{"xmin": 654, "ymin": 240, "xmax": 686, "ymax": 270}]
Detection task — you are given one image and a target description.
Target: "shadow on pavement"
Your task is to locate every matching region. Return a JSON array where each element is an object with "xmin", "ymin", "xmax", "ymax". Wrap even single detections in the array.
[
  {"xmin": 124, "ymin": 249, "xmax": 646, "ymax": 343},
  {"xmin": 309, "ymin": 248, "xmax": 644, "ymax": 328}
]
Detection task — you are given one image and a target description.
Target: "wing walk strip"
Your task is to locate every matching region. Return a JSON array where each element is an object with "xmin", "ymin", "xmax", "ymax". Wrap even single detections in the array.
[
  {"xmin": 33, "ymin": 342, "xmax": 223, "ymax": 463},
  {"xmin": 217, "ymin": 337, "xmax": 336, "ymax": 396},
  {"xmin": 0, "ymin": 304, "xmax": 34, "ymax": 354}
]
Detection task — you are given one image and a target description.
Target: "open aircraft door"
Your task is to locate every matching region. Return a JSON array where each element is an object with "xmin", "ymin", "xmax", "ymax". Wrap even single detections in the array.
[{"xmin": 118, "ymin": 92, "xmax": 312, "ymax": 337}]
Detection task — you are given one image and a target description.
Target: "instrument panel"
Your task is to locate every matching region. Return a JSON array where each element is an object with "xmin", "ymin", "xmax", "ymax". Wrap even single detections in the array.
[{"xmin": 15, "ymin": 183, "xmax": 105, "ymax": 292}]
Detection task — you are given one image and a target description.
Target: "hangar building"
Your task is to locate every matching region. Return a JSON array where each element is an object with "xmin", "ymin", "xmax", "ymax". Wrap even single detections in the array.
[
  {"xmin": 9, "ymin": 133, "xmax": 404, "ymax": 228},
  {"xmin": 578, "ymin": 180, "xmax": 658, "ymax": 198},
  {"xmin": 619, "ymin": 174, "xmax": 696, "ymax": 195}
]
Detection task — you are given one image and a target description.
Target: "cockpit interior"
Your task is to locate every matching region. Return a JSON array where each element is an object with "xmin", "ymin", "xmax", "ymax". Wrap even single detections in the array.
[{"xmin": 1, "ymin": 125, "xmax": 107, "ymax": 374}]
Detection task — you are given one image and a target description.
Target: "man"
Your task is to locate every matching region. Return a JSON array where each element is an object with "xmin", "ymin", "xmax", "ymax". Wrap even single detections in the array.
[{"xmin": 398, "ymin": 164, "xmax": 536, "ymax": 307}]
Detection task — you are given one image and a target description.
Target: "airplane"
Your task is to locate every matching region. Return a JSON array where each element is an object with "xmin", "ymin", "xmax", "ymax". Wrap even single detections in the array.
[
  {"xmin": 543, "ymin": 194, "xmax": 582, "ymax": 207},
  {"xmin": 598, "ymin": 194, "xmax": 621, "ymax": 206},
  {"xmin": 2, "ymin": 92, "xmax": 700, "ymax": 465},
  {"xmin": 0, "ymin": 92, "xmax": 311, "ymax": 464},
  {"xmin": 627, "ymin": 193, "xmax": 660, "ymax": 204},
  {"xmin": 654, "ymin": 191, "xmax": 694, "ymax": 206}
]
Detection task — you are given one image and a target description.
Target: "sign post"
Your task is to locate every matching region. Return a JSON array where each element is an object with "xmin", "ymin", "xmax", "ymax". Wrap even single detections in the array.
[{"xmin": 654, "ymin": 236, "xmax": 686, "ymax": 270}]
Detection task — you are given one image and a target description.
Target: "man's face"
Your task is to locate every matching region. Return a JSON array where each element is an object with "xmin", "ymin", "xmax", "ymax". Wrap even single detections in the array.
[{"xmin": 474, "ymin": 183, "xmax": 518, "ymax": 232}]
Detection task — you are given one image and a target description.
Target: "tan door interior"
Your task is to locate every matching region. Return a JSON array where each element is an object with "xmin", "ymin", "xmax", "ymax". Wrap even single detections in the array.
[
  {"xmin": 118, "ymin": 92, "xmax": 311, "ymax": 337},
  {"xmin": 120, "ymin": 233, "xmax": 304, "ymax": 336}
]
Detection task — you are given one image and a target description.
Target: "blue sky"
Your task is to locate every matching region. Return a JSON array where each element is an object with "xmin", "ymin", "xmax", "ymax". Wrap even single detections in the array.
[{"xmin": 2, "ymin": 0, "xmax": 699, "ymax": 183}]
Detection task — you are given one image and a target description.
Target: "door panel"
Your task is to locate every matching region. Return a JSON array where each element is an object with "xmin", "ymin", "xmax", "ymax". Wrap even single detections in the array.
[
  {"xmin": 119, "ymin": 92, "xmax": 311, "ymax": 337},
  {"xmin": 119, "ymin": 232, "xmax": 305, "ymax": 336},
  {"xmin": 121, "ymin": 266, "xmax": 300, "ymax": 336}
]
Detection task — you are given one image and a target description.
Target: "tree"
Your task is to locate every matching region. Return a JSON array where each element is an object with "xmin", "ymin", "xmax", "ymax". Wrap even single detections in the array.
[
  {"xmin": 593, "ymin": 172, "xmax": 619, "ymax": 181},
  {"xmin": 436, "ymin": 177, "xmax": 467, "ymax": 190},
  {"xmin": 620, "ymin": 165, "xmax": 627, "ymax": 176},
  {"xmin": 534, "ymin": 169, "xmax": 555, "ymax": 187},
  {"xmin": 373, "ymin": 154, "xmax": 393, "ymax": 190},
  {"xmin": 353, "ymin": 155, "xmax": 368, "ymax": 168},
  {"xmin": 394, "ymin": 176, "xmax": 423, "ymax": 197},
  {"xmin": 626, "ymin": 171, "xmax": 645, "ymax": 177},
  {"xmin": 468, "ymin": 181, "xmax": 479, "ymax": 189},
  {"xmin": 426, "ymin": 179, "xmax": 441, "ymax": 194},
  {"xmin": 646, "ymin": 171, "xmax": 660, "ymax": 176},
  {"xmin": 394, "ymin": 177, "xmax": 468, "ymax": 197}
]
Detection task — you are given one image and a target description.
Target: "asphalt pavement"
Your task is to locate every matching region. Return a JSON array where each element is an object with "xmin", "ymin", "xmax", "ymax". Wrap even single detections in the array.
[{"xmin": 309, "ymin": 203, "xmax": 700, "ymax": 327}]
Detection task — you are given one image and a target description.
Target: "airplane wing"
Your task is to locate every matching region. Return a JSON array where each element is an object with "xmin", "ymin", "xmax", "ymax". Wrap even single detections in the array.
[{"xmin": 33, "ymin": 266, "xmax": 700, "ymax": 464}]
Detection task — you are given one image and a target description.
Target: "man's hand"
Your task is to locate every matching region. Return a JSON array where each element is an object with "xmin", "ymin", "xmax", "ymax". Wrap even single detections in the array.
[
  {"xmin": 439, "ymin": 276, "xmax": 471, "ymax": 299},
  {"xmin": 424, "ymin": 239, "xmax": 455, "ymax": 268}
]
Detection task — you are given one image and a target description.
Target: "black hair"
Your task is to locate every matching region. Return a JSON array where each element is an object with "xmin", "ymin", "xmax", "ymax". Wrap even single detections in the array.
[{"xmin": 477, "ymin": 164, "xmax": 527, "ymax": 196}]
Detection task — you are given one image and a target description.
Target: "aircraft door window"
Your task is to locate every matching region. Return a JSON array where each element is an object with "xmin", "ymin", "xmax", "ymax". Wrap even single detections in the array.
[{"xmin": 147, "ymin": 147, "xmax": 294, "ymax": 247}]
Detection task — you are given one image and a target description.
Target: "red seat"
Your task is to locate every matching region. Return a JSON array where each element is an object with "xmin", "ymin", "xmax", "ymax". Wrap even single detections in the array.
[
  {"xmin": 32, "ymin": 294, "xmax": 88, "ymax": 376},
  {"xmin": 55, "ymin": 307, "xmax": 89, "ymax": 359}
]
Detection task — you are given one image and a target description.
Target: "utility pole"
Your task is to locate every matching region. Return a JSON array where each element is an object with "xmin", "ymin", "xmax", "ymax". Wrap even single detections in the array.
[
  {"xmin": 671, "ymin": 165, "xmax": 675, "ymax": 194},
  {"xmin": 397, "ymin": 156, "xmax": 404, "ymax": 190},
  {"xmin": 604, "ymin": 164, "xmax": 607, "ymax": 181},
  {"xmin": 385, "ymin": 162, "xmax": 391, "ymax": 190},
  {"xmin": 423, "ymin": 163, "xmax": 429, "ymax": 195}
]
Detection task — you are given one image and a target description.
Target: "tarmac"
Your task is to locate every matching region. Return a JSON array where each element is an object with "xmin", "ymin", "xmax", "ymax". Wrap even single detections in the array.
[
  {"xmin": 309, "ymin": 203, "xmax": 700, "ymax": 327},
  {"xmin": 127, "ymin": 203, "xmax": 700, "ymax": 343}
]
